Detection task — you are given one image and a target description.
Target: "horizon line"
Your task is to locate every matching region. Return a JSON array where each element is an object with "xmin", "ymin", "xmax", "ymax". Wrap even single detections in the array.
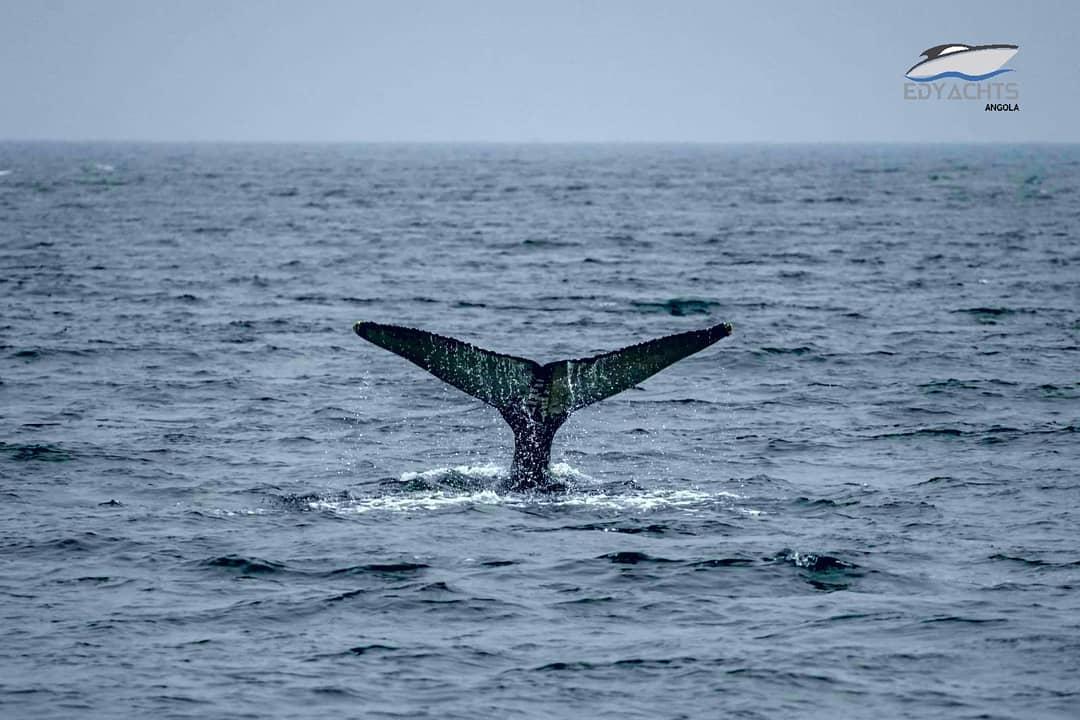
[{"xmin": 1, "ymin": 138, "xmax": 1076, "ymax": 146}]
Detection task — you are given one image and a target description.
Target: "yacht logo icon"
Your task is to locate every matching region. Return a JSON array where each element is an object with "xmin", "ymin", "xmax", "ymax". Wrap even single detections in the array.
[{"xmin": 905, "ymin": 43, "xmax": 1019, "ymax": 82}]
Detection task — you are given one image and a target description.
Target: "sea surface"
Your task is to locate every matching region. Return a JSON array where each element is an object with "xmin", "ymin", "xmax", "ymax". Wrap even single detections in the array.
[{"xmin": 1, "ymin": 143, "xmax": 1078, "ymax": 719}]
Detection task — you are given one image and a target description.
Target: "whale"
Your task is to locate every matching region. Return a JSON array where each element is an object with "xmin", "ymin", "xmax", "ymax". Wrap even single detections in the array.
[{"xmin": 353, "ymin": 320, "xmax": 733, "ymax": 492}]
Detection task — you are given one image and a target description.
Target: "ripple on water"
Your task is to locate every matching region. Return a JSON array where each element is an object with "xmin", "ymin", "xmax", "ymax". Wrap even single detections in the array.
[{"xmin": 3, "ymin": 144, "xmax": 1078, "ymax": 720}]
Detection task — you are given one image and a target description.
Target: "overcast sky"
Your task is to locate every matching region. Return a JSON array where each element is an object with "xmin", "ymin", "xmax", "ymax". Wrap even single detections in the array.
[{"xmin": 1, "ymin": 0, "xmax": 1076, "ymax": 142}]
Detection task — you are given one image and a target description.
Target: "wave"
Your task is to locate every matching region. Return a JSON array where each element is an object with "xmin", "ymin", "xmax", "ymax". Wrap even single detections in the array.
[
  {"xmin": 600, "ymin": 551, "xmax": 677, "ymax": 565},
  {"xmin": 201, "ymin": 555, "xmax": 284, "ymax": 574},
  {"xmin": 531, "ymin": 656, "xmax": 699, "ymax": 673},
  {"xmin": 988, "ymin": 553, "xmax": 1080, "ymax": 569},
  {"xmin": 198, "ymin": 555, "xmax": 432, "ymax": 578},
  {"xmin": 327, "ymin": 562, "xmax": 429, "ymax": 576},
  {"xmin": 0, "ymin": 442, "xmax": 73, "ymax": 462},
  {"xmin": 756, "ymin": 346, "xmax": 815, "ymax": 356},
  {"xmin": 630, "ymin": 298, "xmax": 720, "ymax": 316},
  {"xmin": 875, "ymin": 424, "xmax": 1074, "ymax": 442},
  {"xmin": 773, "ymin": 549, "xmax": 857, "ymax": 572},
  {"xmin": 952, "ymin": 306, "xmax": 1034, "ymax": 319},
  {"xmin": 906, "ymin": 68, "xmax": 1014, "ymax": 83}
]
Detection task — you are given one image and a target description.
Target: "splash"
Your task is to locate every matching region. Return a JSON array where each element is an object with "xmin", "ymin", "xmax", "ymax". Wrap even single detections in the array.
[
  {"xmin": 400, "ymin": 462, "xmax": 505, "ymax": 484},
  {"xmin": 300, "ymin": 463, "xmax": 755, "ymax": 515}
]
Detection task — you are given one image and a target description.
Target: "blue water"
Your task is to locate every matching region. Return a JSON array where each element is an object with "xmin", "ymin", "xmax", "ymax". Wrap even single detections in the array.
[{"xmin": 1, "ymin": 143, "xmax": 1078, "ymax": 718}]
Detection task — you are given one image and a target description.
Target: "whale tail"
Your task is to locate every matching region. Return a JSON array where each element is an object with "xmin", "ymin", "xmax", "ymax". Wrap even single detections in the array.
[{"xmin": 353, "ymin": 320, "xmax": 733, "ymax": 490}]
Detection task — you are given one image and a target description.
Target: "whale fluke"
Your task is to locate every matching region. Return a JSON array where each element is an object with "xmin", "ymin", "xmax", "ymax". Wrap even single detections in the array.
[
  {"xmin": 353, "ymin": 320, "xmax": 733, "ymax": 491},
  {"xmin": 353, "ymin": 322, "xmax": 539, "ymax": 408}
]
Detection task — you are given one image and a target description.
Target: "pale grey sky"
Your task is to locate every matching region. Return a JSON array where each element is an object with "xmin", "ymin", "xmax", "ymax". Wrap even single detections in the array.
[{"xmin": 1, "ymin": 0, "xmax": 1076, "ymax": 142}]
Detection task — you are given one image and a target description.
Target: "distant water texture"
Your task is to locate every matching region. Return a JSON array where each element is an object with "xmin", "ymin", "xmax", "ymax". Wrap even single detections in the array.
[{"xmin": 1, "ymin": 143, "xmax": 1078, "ymax": 718}]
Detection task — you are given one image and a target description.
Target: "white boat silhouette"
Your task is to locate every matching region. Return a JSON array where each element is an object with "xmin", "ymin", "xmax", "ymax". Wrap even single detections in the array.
[{"xmin": 906, "ymin": 44, "xmax": 1018, "ymax": 81}]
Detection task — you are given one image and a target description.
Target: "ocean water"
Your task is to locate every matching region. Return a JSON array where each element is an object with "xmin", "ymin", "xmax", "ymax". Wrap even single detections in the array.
[{"xmin": 1, "ymin": 142, "xmax": 1077, "ymax": 719}]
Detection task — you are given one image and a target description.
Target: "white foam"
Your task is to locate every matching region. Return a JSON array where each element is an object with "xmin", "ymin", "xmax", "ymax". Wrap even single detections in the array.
[
  {"xmin": 306, "ymin": 489, "xmax": 745, "ymax": 515},
  {"xmin": 400, "ymin": 462, "xmax": 503, "ymax": 483},
  {"xmin": 299, "ymin": 463, "xmax": 759, "ymax": 516},
  {"xmin": 212, "ymin": 508, "xmax": 270, "ymax": 517},
  {"xmin": 307, "ymin": 489, "xmax": 506, "ymax": 514},
  {"xmin": 548, "ymin": 461, "xmax": 594, "ymax": 482}
]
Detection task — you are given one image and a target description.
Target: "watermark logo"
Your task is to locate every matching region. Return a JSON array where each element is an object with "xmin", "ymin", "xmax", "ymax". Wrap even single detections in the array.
[
  {"xmin": 905, "ymin": 43, "xmax": 1018, "ymax": 82},
  {"xmin": 902, "ymin": 43, "xmax": 1019, "ymax": 111}
]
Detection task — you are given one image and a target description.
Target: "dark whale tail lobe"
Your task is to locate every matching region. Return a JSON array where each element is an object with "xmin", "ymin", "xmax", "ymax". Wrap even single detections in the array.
[
  {"xmin": 352, "ymin": 321, "xmax": 541, "ymax": 409},
  {"xmin": 353, "ymin": 321, "xmax": 733, "ymax": 490}
]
